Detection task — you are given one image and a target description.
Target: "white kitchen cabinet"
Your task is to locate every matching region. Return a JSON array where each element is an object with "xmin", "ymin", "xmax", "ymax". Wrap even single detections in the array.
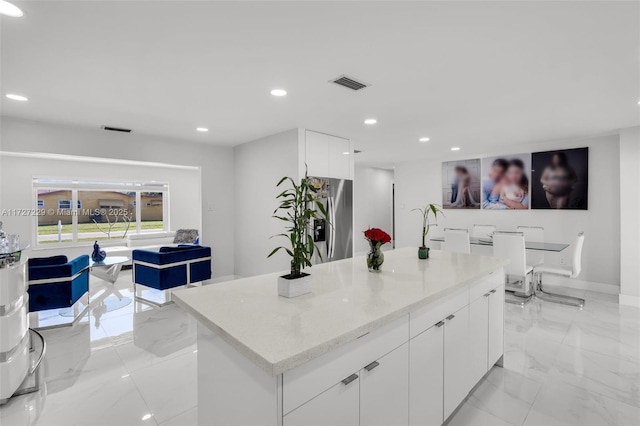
[
  {"xmin": 487, "ymin": 284, "xmax": 505, "ymax": 368},
  {"xmin": 305, "ymin": 130, "xmax": 329, "ymax": 177},
  {"xmin": 304, "ymin": 130, "xmax": 352, "ymax": 179},
  {"xmin": 284, "ymin": 374, "xmax": 360, "ymax": 426},
  {"xmin": 443, "ymin": 305, "xmax": 470, "ymax": 420},
  {"xmin": 468, "ymin": 294, "xmax": 489, "ymax": 387},
  {"xmin": 409, "ymin": 322, "xmax": 444, "ymax": 426},
  {"xmin": 360, "ymin": 343, "xmax": 409, "ymax": 426},
  {"xmin": 328, "ymin": 135, "xmax": 351, "ymax": 180}
]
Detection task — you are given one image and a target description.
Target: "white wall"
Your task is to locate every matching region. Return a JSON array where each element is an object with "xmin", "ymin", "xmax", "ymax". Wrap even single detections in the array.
[
  {"xmin": 0, "ymin": 116, "xmax": 235, "ymax": 278},
  {"xmin": 0, "ymin": 151, "xmax": 200, "ymax": 255},
  {"xmin": 619, "ymin": 126, "xmax": 640, "ymax": 306},
  {"xmin": 354, "ymin": 166, "xmax": 394, "ymax": 255},
  {"xmin": 395, "ymin": 133, "xmax": 620, "ymax": 289},
  {"xmin": 233, "ymin": 129, "xmax": 300, "ymax": 278}
]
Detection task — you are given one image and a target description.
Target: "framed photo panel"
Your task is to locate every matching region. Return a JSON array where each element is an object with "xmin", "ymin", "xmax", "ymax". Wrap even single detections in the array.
[
  {"xmin": 480, "ymin": 153, "xmax": 531, "ymax": 210},
  {"xmin": 442, "ymin": 158, "xmax": 481, "ymax": 209},
  {"xmin": 531, "ymin": 148, "xmax": 588, "ymax": 210}
]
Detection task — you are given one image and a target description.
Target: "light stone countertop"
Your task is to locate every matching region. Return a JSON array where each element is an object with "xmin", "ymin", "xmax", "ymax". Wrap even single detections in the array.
[{"xmin": 173, "ymin": 247, "xmax": 508, "ymax": 375}]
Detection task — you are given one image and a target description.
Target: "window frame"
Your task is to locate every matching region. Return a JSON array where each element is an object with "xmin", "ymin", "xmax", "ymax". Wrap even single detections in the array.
[{"xmin": 33, "ymin": 178, "xmax": 169, "ymax": 248}]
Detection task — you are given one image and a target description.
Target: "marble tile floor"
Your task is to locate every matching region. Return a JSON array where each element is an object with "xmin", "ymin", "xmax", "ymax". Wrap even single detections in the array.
[{"xmin": 1, "ymin": 277, "xmax": 639, "ymax": 426}]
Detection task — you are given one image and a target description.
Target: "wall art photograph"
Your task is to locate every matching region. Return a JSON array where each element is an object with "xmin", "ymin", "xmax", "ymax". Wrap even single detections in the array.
[
  {"xmin": 481, "ymin": 153, "xmax": 531, "ymax": 210},
  {"xmin": 442, "ymin": 159, "xmax": 481, "ymax": 209},
  {"xmin": 531, "ymin": 148, "xmax": 589, "ymax": 210}
]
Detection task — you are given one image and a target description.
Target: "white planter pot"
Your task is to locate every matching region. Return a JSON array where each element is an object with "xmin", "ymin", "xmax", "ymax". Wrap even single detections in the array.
[{"xmin": 278, "ymin": 274, "xmax": 312, "ymax": 298}]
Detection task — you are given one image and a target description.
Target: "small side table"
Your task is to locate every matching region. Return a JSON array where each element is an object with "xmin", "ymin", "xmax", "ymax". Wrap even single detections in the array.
[{"xmin": 89, "ymin": 256, "xmax": 130, "ymax": 284}]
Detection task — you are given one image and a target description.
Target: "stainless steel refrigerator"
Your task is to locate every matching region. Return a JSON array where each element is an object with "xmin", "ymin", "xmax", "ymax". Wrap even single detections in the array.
[{"xmin": 310, "ymin": 177, "xmax": 353, "ymax": 264}]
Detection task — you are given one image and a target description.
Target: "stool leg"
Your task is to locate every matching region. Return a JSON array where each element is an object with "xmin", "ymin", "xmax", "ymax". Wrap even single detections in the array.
[{"xmin": 534, "ymin": 273, "xmax": 585, "ymax": 309}]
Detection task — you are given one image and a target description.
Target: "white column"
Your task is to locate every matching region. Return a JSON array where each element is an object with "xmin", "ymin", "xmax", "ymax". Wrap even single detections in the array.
[{"xmin": 619, "ymin": 126, "xmax": 640, "ymax": 307}]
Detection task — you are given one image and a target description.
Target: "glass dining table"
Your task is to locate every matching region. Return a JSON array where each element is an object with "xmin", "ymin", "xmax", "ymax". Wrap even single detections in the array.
[{"xmin": 429, "ymin": 236, "xmax": 569, "ymax": 252}]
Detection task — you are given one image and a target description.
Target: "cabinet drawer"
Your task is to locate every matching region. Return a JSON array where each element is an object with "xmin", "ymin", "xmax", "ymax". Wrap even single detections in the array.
[
  {"xmin": 469, "ymin": 268, "xmax": 503, "ymax": 302},
  {"xmin": 283, "ymin": 314, "xmax": 409, "ymax": 415},
  {"xmin": 409, "ymin": 286, "xmax": 467, "ymax": 339}
]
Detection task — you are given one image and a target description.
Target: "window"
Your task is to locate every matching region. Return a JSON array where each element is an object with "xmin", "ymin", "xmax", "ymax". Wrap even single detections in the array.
[{"xmin": 34, "ymin": 179, "xmax": 168, "ymax": 246}]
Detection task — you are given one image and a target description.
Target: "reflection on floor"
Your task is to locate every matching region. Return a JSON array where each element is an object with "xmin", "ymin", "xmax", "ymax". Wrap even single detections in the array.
[{"xmin": 1, "ymin": 277, "xmax": 639, "ymax": 426}]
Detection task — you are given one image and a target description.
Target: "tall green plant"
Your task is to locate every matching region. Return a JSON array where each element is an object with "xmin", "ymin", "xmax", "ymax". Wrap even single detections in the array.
[
  {"xmin": 268, "ymin": 171, "xmax": 328, "ymax": 279},
  {"xmin": 411, "ymin": 204, "xmax": 444, "ymax": 248}
]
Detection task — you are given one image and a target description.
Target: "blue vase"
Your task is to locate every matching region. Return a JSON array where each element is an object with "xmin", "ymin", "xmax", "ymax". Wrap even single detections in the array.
[{"xmin": 91, "ymin": 241, "xmax": 106, "ymax": 262}]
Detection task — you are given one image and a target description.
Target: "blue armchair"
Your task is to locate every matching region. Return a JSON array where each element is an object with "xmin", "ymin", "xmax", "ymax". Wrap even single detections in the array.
[
  {"xmin": 132, "ymin": 245, "xmax": 211, "ymax": 307},
  {"xmin": 28, "ymin": 255, "xmax": 90, "ymax": 328}
]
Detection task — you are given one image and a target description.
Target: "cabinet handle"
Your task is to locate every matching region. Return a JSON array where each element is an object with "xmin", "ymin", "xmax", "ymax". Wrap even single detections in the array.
[
  {"xmin": 364, "ymin": 361, "xmax": 380, "ymax": 372},
  {"xmin": 446, "ymin": 314, "xmax": 455, "ymax": 321},
  {"xmin": 483, "ymin": 293, "xmax": 491, "ymax": 298},
  {"xmin": 490, "ymin": 289, "xmax": 497, "ymax": 294},
  {"xmin": 435, "ymin": 320, "xmax": 445, "ymax": 328},
  {"xmin": 341, "ymin": 373, "xmax": 358, "ymax": 385}
]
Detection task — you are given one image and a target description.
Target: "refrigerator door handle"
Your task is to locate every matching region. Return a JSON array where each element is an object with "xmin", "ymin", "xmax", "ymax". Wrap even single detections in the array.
[{"xmin": 327, "ymin": 196, "xmax": 334, "ymax": 259}]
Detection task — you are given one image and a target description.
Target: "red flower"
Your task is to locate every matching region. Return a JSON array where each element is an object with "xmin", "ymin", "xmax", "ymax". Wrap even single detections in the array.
[{"xmin": 364, "ymin": 228, "xmax": 392, "ymax": 244}]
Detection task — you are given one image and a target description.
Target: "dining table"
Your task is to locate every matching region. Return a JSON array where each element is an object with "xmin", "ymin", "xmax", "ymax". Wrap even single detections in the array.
[{"xmin": 429, "ymin": 236, "xmax": 569, "ymax": 252}]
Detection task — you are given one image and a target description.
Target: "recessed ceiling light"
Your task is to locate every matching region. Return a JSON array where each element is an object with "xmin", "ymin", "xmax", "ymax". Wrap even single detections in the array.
[
  {"xmin": 196, "ymin": 127, "xmax": 208, "ymax": 132},
  {"xmin": 0, "ymin": 1, "xmax": 23, "ymax": 17},
  {"xmin": 451, "ymin": 147, "xmax": 461, "ymax": 151},
  {"xmin": 364, "ymin": 118, "xmax": 377, "ymax": 125},
  {"xmin": 342, "ymin": 151, "xmax": 350, "ymax": 155},
  {"xmin": 419, "ymin": 137, "xmax": 430, "ymax": 142},
  {"xmin": 270, "ymin": 89, "xmax": 287, "ymax": 97},
  {"xmin": 637, "ymin": 100, "xmax": 640, "ymax": 105},
  {"xmin": 141, "ymin": 414, "xmax": 152, "ymax": 421},
  {"xmin": 5, "ymin": 93, "xmax": 28, "ymax": 101}
]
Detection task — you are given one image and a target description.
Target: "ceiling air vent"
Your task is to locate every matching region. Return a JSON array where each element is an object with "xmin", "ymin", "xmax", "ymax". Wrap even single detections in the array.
[
  {"xmin": 101, "ymin": 125, "xmax": 132, "ymax": 133},
  {"xmin": 330, "ymin": 75, "xmax": 370, "ymax": 91}
]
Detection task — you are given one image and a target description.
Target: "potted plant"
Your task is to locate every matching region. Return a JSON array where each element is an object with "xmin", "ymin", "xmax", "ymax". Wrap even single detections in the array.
[
  {"xmin": 411, "ymin": 204, "xmax": 443, "ymax": 259},
  {"xmin": 363, "ymin": 228, "xmax": 392, "ymax": 272},
  {"xmin": 268, "ymin": 170, "xmax": 328, "ymax": 298}
]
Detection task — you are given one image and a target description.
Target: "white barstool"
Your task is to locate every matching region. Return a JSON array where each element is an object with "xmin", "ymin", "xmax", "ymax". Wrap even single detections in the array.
[
  {"xmin": 443, "ymin": 228, "xmax": 470, "ymax": 254},
  {"xmin": 472, "ymin": 224, "xmax": 496, "ymax": 240},
  {"xmin": 493, "ymin": 231, "xmax": 534, "ymax": 305},
  {"xmin": 517, "ymin": 225, "xmax": 545, "ymax": 267},
  {"xmin": 533, "ymin": 232, "xmax": 585, "ymax": 309}
]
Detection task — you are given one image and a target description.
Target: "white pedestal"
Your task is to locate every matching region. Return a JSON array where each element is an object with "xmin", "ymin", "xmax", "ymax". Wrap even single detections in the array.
[{"xmin": 0, "ymin": 256, "xmax": 30, "ymax": 404}]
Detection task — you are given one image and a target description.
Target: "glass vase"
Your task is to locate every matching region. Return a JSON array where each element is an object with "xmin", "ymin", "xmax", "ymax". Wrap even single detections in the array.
[{"xmin": 367, "ymin": 244, "xmax": 384, "ymax": 273}]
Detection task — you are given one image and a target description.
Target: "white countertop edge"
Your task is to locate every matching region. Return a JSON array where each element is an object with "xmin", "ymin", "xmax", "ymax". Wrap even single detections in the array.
[{"xmin": 173, "ymin": 259, "xmax": 508, "ymax": 376}]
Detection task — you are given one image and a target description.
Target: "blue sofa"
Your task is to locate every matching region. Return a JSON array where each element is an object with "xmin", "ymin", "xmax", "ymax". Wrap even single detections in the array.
[
  {"xmin": 132, "ymin": 245, "xmax": 211, "ymax": 306},
  {"xmin": 28, "ymin": 255, "xmax": 90, "ymax": 327}
]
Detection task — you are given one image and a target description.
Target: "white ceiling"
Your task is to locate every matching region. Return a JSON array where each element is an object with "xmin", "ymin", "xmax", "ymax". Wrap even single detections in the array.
[{"xmin": 1, "ymin": 1, "xmax": 639, "ymax": 167}]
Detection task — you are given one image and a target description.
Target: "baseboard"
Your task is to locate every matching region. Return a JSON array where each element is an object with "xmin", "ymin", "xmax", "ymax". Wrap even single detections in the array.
[
  {"xmin": 542, "ymin": 275, "xmax": 619, "ymax": 295},
  {"xmin": 619, "ymin": 294, "xmax": 640, "ymax": 307}
]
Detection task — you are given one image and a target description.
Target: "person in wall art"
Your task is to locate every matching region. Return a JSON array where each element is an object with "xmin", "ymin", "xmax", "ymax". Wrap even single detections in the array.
[
  {"xmin": 531, "ymin": 148, "xmax": 588, "ymax": 210},
  {"xmin": 481, "ymin": 154, "xmax": 531, "ymax": 210},
  {"xmin": 442, "ymin": 159, "xmax": 481, "ymax": 209}
]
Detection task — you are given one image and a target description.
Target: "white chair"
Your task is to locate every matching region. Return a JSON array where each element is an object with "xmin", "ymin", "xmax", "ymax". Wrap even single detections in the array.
[
  {"xmin": 472, "ymin": 224, "xmax": 496, "ymax": 241},
  {"xmin": 533, "ymin": 232, "xmax": 585, "ymax": 308},
  {"xmin": 517, "ymin": 226, "xmax": 545, "ymax": 267},
  {"xmin": 492, "ymin": 231, "xmax": 534, "ymax": 305},
  {"xmin": 443, "ymin": 228, "xmax": 470, "ymax": 254}
]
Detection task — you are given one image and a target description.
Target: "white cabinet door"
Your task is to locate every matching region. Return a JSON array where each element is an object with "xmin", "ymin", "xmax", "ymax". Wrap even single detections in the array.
[
  {"xmin": 360, "ymin": 342, "xmax": 409, "ymax": 426},
  {"xmin": 487, "ymin": 284, "xmax": 505, "ymax": 369},
  {"xmin": 468, "ymin": 295, "xmax": 489, "ymax": 386},
  {"xmin": 283, "ymin": 374, "xmax": 359, "ymax": 426},
  {"xmin": 409, "ymin": 322, "xmax": 444, "ymax": 426},
  {"xmin": 305, "ymin": 131, "xmax": 329, "ymax": 178},
  {"xmin": 443, "ymin": 305, "xmax": 470, "ymax": 420},
  {"xmin": 328, "ymin": 135, "xmax": 351, "ymax": 180}
]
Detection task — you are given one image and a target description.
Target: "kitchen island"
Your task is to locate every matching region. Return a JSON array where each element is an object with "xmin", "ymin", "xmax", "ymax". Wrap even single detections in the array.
[{"xmin": 173, "ymin": 248, "xmax": 507, "ymax": 426}]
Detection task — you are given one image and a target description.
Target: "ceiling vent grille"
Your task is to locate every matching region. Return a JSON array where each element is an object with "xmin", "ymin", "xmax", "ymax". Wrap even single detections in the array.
[
  {"xmin": 101, "ymin": 125, "xmax": 132, "ymax": 133},
  {"xmin": 330, "ymin": 75, "xmax": 370, "ymax": 91}
]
